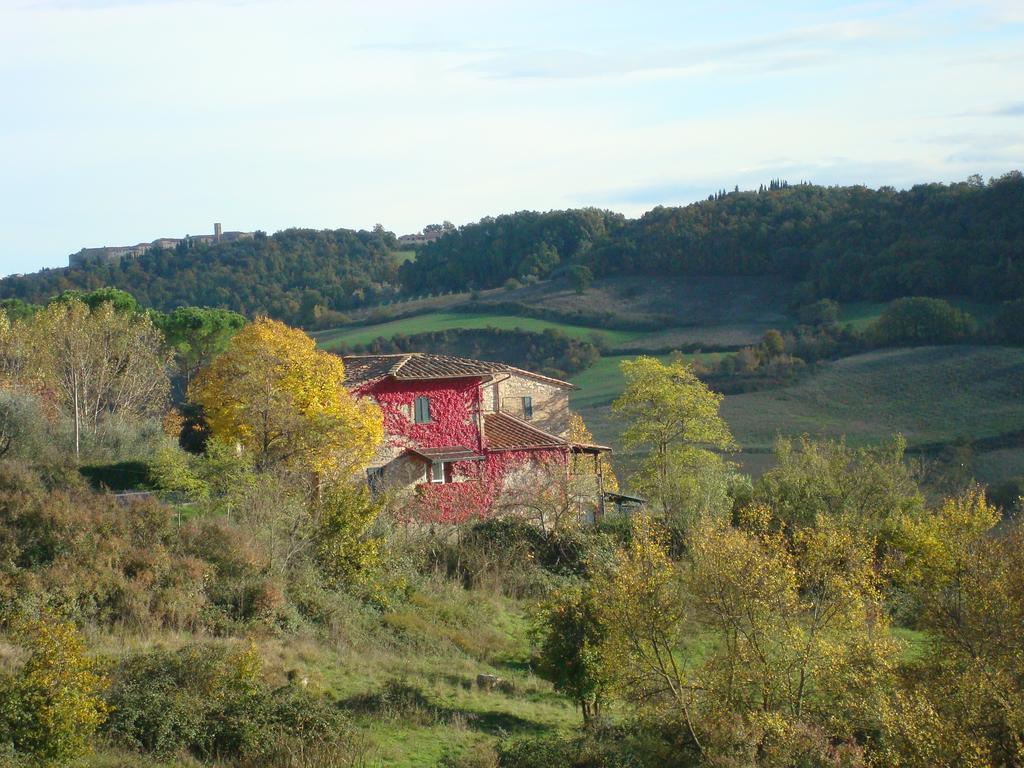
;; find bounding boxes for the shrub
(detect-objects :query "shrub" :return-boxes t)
[871,297,973,346]
[0,616,109,766]
[798,298,840,327]
[103,643,352,762]
[0,391,49,462]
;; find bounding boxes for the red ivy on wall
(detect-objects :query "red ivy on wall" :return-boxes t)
[416,449,566,524]
[364,377,568,524]
[369,377,481,453]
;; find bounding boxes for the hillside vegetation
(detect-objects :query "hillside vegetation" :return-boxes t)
[2,174,1022,328]
[2,296,1024,767]
[404,173,1024,302]
[0,228,402,327]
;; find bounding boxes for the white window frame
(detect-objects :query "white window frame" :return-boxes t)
[430,460,446,484]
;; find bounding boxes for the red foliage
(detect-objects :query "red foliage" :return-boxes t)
[365,378,568,524]
[370,377,482,453]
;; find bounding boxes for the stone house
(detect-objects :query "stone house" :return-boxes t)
[343,352,610,523]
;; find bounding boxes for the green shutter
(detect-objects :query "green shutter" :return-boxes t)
[415,396,431,423]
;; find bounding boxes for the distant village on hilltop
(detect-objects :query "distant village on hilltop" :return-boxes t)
[68,221,451,268]
[68,223,255,267]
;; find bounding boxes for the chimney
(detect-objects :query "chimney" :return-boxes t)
[214,222,222,242]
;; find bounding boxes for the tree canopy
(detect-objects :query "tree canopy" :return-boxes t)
[188,317,383,484]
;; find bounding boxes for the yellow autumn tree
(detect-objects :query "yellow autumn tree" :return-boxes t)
[189,317,383,484]
[882,489,1024,766]
[593,513,703,744]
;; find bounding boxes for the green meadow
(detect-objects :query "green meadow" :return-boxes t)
[314,312,641,350]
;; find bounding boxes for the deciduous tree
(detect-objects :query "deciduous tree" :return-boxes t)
[533,585,611,725]
[189,317,383,485]
[612,356,735,518]
[0,616,109,765]
[32,298,171,457]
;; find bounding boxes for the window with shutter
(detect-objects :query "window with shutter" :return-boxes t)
[415,396,431,424]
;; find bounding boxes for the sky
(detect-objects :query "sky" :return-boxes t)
[1,0,1022,276]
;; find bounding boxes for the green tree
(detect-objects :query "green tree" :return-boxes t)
[156,306,246,385]
[798,299,840,327]
[761,329,785,357]
[533,585,611,725]
[612,356,736,519]
[567,264,593,294]
[315,482,386,594]
[753,435,923,535]
[872,297,973,346]
[51,287,141,315]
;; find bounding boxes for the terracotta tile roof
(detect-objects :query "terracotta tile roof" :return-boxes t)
[342,354,406,386]
[484,412,570,451]
[342,352,575,389]
[406,446,485,462]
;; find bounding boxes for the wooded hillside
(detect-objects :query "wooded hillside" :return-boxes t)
[405,172,1024,301]
[3,173,1021,324]
[0,228,402,327]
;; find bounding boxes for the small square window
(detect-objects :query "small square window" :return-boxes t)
[430,461,445,483]
[522,396,533,420]
[415,396,431,424]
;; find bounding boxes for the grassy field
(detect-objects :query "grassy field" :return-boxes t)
[570,353,726,411]
[79,583,579,768]
[315,312,642,350]
[723,346,1024,451]
[572,346,1024,486]
[319,275,804,353]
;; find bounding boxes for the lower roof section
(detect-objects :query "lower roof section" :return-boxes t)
[484,412,571,451]
[406,446,485,463]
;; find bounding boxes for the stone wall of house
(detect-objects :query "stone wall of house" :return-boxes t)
[360,377,484,500]
[495,373,570,437]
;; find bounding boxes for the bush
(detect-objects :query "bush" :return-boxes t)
[0,469,210,630]
[0,391,49,462]
[425,518,615,597]
[871,297,973,346]
[798,298,840,326]
[0,616,109,767]
[103,643,352,762]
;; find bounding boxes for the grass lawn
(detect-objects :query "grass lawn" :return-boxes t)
[392,250,417,265]
[315,312,642,350]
